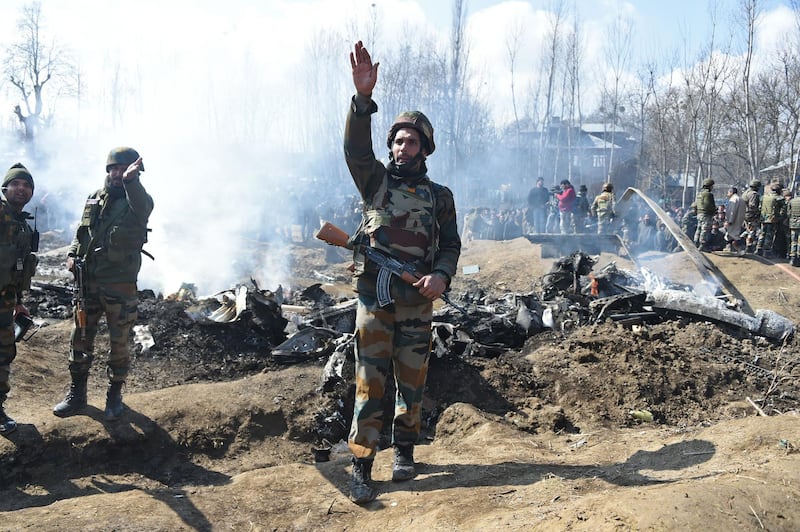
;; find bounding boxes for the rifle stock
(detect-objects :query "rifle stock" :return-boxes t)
[73,258,87,338]
[315,222,352,249]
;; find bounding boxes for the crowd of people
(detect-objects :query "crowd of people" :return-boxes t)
[456,177,800,266]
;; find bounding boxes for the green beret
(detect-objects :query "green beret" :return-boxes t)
[2,163,34,192]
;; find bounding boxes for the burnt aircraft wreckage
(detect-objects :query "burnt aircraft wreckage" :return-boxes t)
[20,186,795,449]
[26,188,794,371]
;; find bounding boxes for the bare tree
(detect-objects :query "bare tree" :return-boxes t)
[445,0,470,194]
[505,18,525,153]
[537,0,566,184]
[564,12,584,185]
[738,0,761,182]
[602,14,633,183]
[3,1,77,144]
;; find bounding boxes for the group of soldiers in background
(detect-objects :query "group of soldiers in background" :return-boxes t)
[457,175,800,268]
[291,173,800,267]
[688,177,800,265]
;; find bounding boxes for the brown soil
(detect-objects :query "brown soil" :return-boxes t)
[1,237,799,531]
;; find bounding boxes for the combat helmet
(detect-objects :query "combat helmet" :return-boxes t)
[387,111,435,155]
[702,178,714,188]
[106,147,144,172]
[749,179,761,189]
[602,182,613,192]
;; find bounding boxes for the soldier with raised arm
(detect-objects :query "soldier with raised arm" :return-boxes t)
[344,41,461,504]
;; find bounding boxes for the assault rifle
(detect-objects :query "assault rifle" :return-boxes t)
[315,221,467,315]
[72,257,87,339]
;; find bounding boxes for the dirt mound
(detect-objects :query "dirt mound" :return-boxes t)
[1,238,799,530]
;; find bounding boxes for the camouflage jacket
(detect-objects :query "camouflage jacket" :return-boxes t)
[696,189,716,216]
[68,176,154,284]
[759,191,785,224]
[0,200,37,293]
[344,94,461,305]
[788,196,800,230]
[741,188,761,222]
[591,192,615,218]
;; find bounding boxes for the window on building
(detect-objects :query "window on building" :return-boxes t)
[593,155,605,168]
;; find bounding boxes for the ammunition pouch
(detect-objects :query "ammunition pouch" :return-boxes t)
[106,225,145,264]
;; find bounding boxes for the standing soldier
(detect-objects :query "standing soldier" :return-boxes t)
[590,182,616,234]
[572,185,590,233]
[755,182,785,258]
[344,41,461,504]
[53,147,154,421]
[778,188,793,258]
[788,187,800,267]
[694,178,716,251]
[741,179,762,253]
[0,164,38,434]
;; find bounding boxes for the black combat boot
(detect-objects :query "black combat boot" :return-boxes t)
[53,372,89,417]
[104,381,125,421]
[392,444,416,482]
[349,457,377,504]
[0,395,17,435]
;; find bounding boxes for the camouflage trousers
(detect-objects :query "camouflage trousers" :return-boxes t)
[69,282,138,382]
[694,214,714,249]
[348,292,433,459]
[596,214,613,234]
[0,289,18,398]
[790,228,800,260]
[756,223,776,254]
[743,219,760,252]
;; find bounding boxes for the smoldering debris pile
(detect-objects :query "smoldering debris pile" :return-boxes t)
[20,251,800,442]
[25,252,795,373]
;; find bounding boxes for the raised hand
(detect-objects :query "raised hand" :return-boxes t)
[123,157,143,182]
[350,40,379,97]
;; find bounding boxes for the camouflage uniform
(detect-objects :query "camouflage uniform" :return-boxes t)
[694,180,716,250]
[0,168,37,432]
[741,182,761,252]
[54,148,153,421]
[755,184,785,257]
[787,194,800,266]
[67,173,153,381]
[344,93,460,459]
[590,190,615,234]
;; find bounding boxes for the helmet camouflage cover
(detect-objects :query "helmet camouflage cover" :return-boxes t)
[386,111,435,155]
[702,178,714,188]
[106,147,144,172]
[749,179,762,189]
